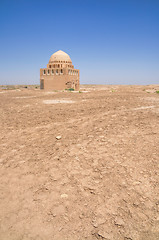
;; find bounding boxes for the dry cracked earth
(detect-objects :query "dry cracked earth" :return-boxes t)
[0,85,159,240]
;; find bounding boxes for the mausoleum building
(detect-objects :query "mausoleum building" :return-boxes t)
[40,50,80,90]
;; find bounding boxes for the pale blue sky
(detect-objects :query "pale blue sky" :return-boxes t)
[0,0,159,85]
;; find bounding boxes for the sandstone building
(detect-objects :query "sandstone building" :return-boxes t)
[40,50,80,91]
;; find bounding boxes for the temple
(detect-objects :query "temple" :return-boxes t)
[40,50,80,91]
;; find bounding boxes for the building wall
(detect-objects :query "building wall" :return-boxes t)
[40,68,80,91]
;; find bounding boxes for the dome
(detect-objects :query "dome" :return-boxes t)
[49,50,72,63]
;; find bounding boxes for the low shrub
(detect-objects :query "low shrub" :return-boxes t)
[65,88,74,91]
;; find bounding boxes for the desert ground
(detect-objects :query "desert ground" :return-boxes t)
[0,85,159,240]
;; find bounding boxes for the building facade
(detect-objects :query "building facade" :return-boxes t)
[40,50,80,91]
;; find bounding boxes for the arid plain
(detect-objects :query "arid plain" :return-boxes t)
[0,85,159,240]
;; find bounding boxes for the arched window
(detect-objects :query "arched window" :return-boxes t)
[60,69,63,74]
[56,69,58,75]
[43,69,46,75]
[58,64,60,68]
[52,69,54,75]
[47,70,50,75]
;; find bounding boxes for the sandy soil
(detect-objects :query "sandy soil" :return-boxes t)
[0,85,159,240]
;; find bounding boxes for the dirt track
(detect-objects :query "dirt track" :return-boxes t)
[0,85,159,240]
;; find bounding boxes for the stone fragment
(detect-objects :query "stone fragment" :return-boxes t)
[56,136,61,140]
[61,194,68,199]
[114,217,124,226]
[98,230,111,239]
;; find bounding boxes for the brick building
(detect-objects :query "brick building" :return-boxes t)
[40,50,80,90]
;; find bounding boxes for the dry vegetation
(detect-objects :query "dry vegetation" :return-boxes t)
[0,85,159,240]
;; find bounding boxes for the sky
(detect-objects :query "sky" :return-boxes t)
[0,0,159,85]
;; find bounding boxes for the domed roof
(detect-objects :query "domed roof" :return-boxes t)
[49,50,72,63]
